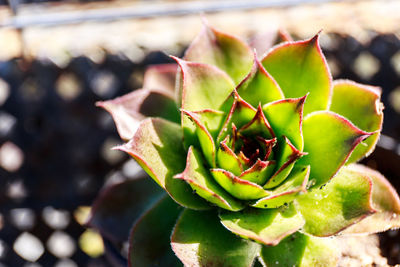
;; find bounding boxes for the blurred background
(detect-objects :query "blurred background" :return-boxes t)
[0,0,399,266]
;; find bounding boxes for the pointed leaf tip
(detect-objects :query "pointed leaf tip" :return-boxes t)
[330,80,383,163]
[184,22,254,83]
[236,56,284,107]
[97,89,179,140]
[298,111,373,188]
[263,95,306,151]
[262,33,332,115]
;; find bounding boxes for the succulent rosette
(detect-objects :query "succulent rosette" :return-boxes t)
[90,23,400,266]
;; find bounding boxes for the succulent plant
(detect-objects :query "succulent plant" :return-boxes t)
[90,22,400,266]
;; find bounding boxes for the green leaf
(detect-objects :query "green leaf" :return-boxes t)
[182,109,216,167]
[184,22,253,84]
[175,147,244,211]
[239,105,274,139]
[259,232,339,267]
[216,136,243,176]
[236,57,284,107]
[172,57,235,147]
[298,111,373,188]
[210,169,268,200]
[88,176,164,243]
[239,159,276,185]
[117,118,209,210]
[341,164,400,234]
[96,89,179,140]
[129,196,183,267]
[143,64,178,96]
[263,95,306,151]
[264,137,305,189]
[252,165,309,209]
[217,93,257,143]
[219,203,304,246]
[171,210,260,267]
[296,164,376,236]
[330,80,383,163]
[261,34,332,115]
[192,109,226,140]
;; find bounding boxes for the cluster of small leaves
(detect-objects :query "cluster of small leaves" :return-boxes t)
[90,22,400,267]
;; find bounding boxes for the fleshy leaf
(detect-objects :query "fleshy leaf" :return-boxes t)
[129,195,183,267]
[184,22,253,84]
[143,64,178,96]
[171,210,260,267]
[175,147,244,211]
[236,57,284,107]
[263,137,304,189]
[261,34,332,115]
[239,159,276,185]
[210,169,268,200]
[342,164,400,234]
[252,165,309,209]
[182,109,216,167]
[117,118,209,210]
[216,136,243,176]
[88,175,164,243]
[239,104,274,139]
[97,89,179,140]
[259,232,339,267]
[217,94,257,143]
[193,109,226,140]
[298,111,373,188]
[296,164,376,236]
[173,57,235,147]
[262,95,306,150]
[219,203,304,246]
[330,80,383,163]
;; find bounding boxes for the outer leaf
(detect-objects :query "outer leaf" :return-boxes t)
[330,80,383,163]
[342,164,400,234]
[129,196,183,267]
[261,34,332,115]
[171,210,260,267]
[96,89,179,140]
[175,147,244,211]
[298,111,373,188]
[252,165,309,209]
[210,169,268,200]
[88,176,164,243]
[262,95,306,151]
[117,118,209,210]
[297,164,376,236]
[219,203,304,246]
[143,64,178,96]
[259,232,339,267]
[184,22,253,84]
[236,57,284,107]
[173,57,235,147]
